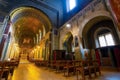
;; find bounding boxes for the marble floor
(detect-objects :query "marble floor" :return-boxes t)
[6,59,120,80]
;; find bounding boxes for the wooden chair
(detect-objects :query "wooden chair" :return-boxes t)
[64,60,75,77]
[93,60,101,76]
[76,60,101,80]
[76,60,92,80]
[55,60,66,72]
[49,60,56,69]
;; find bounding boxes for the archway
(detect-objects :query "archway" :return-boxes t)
[82,16,120,49]
[63,32,73,53]
[5,6,52,60]
[82,16,120,67]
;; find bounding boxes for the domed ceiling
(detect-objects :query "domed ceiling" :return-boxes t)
[10,7,51,48]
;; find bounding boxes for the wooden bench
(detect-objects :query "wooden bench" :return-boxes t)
[0,62,4,80]
[35,60,42,66]
[0,59,20,80]
[49,60,58,69]
[63,60,82,77]
[0,61,10,80]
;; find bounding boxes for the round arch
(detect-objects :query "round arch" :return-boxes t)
[62,32,73,53]
[9,6,52,33]
[82,16,120,48]
[79,11,112,37]
[8,6,53,48]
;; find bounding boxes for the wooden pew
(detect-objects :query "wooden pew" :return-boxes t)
[0,61,10,80]
[63,60,82,77]
[0,61,4,80]
[0,59,20,80]
[49,60,57,69]
[34,60,49,67]
[4,61,17,75]
[10,59,20,67]
[34,60,42,66]
[40,60,49,67]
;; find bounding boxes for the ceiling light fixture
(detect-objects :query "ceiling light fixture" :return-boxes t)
[66,24,71,28]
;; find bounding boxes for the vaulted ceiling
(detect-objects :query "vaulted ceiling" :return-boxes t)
[0,0,92,48]
[0,0,92,27]
[10,7,51,48]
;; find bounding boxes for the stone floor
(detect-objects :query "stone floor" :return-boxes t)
[6,59,120,80]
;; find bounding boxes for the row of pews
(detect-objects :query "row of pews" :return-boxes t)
[0,59,20,80]
[32,59,101,80]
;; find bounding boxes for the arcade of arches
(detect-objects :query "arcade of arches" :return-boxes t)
[0,1,120,80]
[4,7,52,61]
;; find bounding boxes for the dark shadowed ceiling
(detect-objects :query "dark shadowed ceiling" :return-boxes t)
[0,0,92,27]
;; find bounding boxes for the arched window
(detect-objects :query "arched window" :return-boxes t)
[98,33,115,47]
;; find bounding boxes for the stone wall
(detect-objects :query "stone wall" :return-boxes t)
[58,0,114,60]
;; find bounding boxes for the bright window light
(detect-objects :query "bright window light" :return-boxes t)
[69,0,76,10]
[105,33,115,46]
[67,0,76,11]
[99,36,106,47]
[98,33,115,47]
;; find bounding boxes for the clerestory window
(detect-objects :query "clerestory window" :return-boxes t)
[67,0,76,12]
